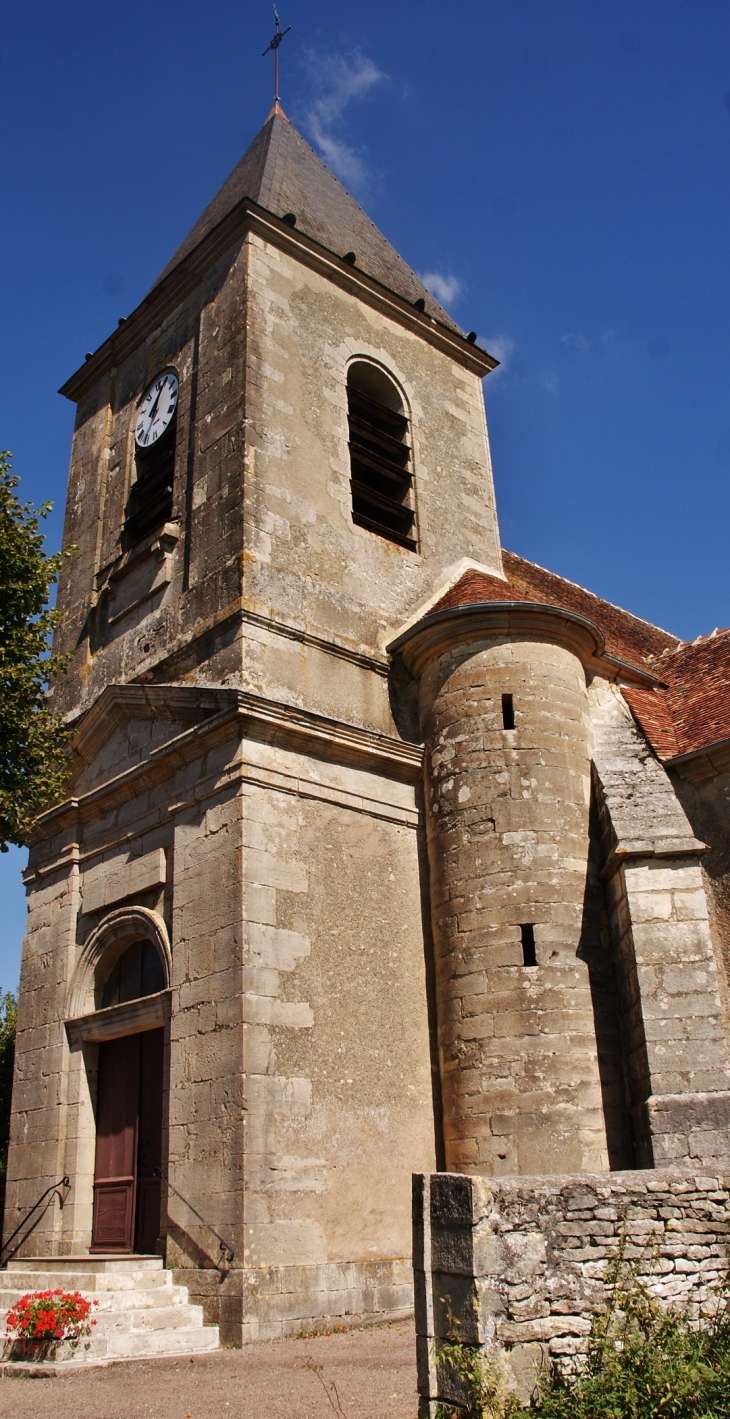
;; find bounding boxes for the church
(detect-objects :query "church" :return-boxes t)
[5,102,730,1353]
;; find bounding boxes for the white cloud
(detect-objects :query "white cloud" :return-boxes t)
[419,271,463,308]
[480,334,514,374]
[562,332,590,353]
[299,51,385,189]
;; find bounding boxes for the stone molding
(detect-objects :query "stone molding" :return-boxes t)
[388,599,664,688]
[66,905,172,1020]
[388,600,602,676]
[65,989,170,1046]
[667,734,730,782]
[31,686,423,850]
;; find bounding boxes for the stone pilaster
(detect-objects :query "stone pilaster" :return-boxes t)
[591,684,730,1166]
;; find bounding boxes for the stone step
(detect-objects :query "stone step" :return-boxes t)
[0,1303,204,1335]
[7,1323,221,1365]
[1,1268,175,1291]
[6,1255,164,1274]
[0,1256,219,1365]
[108,1324,219,1357]
[0,1284,189,1311]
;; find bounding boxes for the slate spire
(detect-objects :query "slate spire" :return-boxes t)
[152,110,460,331]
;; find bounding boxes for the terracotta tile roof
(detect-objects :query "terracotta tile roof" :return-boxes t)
[427,555,730,764]
[625,631,730,760]
[430,555,680,670]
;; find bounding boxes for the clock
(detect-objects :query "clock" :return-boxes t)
[135,371,179,450]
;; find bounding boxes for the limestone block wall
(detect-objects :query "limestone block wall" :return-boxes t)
[591,684,730,1166]
[5,841,81,1255]
[241,234,502,674]
[5,686,438,1344]
[414,1169,730,1411]
[52,224,503,741]
[671,764,730,1051]
[52,240,250,720]
[416,634,612,1177]
[231,736,436,1341]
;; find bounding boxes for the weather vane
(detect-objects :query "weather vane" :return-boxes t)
[262,7,291,107]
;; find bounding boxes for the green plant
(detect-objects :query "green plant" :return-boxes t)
[0,451,76,850]
[434,1304,520,1419]
[0,989,16,1170]
[531,1255,730,1419]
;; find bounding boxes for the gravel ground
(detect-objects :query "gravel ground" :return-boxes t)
[0,1321,418,1419]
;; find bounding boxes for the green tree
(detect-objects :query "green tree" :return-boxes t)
[0,451,75,850]
[0,992,17,1171]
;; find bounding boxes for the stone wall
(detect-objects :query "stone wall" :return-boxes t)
[414,1169,730,1412]
[418,635,613,1178]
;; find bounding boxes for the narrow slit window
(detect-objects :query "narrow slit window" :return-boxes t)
[347,362,416,551]
[520,924,537,968]
[502,693,515,730]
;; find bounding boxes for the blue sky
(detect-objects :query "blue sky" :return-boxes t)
[2,0,730,988]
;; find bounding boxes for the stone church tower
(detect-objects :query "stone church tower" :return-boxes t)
[6,106,730,1349]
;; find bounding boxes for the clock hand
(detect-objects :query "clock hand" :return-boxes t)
[147,385,164,424]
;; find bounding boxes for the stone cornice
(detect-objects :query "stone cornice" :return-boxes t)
[665,735,730,782]
[60,200,496,405]
[31,686,423,845]
[66,990,170,1046]
[599,838,707,882]
[60,600,389,723]
[387,600,664,688]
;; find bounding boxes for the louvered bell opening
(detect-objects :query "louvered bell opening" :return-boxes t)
[347,370,416,552]
[124,443,175,545]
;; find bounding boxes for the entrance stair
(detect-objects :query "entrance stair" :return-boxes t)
[0,1255,219,1366]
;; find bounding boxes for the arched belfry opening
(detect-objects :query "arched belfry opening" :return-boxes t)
[347,361,417,550]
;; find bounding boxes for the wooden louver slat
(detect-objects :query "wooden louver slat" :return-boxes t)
[347,382,416,550]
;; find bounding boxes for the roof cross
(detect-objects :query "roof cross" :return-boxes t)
[262,7,291,106]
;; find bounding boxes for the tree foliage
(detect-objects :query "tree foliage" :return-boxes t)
[0,452,75,850]
[0,991,16,1171]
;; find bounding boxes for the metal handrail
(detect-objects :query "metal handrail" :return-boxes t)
[0,1176,70,1266]
[152,1167,234,1267]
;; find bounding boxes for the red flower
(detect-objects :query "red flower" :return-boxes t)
[5,1289,97,1344]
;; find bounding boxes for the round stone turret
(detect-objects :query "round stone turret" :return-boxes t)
[392,596,617,1176]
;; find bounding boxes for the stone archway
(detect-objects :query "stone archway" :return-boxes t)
[66,906,172,1023]
[65,907,172,1254]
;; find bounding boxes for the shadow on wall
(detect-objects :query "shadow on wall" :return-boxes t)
[579,782,636,1171]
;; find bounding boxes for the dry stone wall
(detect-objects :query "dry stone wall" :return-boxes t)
[414,1169,730,1411]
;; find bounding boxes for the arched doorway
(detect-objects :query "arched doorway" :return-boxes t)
[91,939,167,1254]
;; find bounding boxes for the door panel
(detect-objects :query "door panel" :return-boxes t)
[91,1028,165,1254]
[91,1034,140,1252]
[135,1029,164,1253]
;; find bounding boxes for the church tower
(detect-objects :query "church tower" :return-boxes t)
[6,109,502,1341]
[10,105,730,1358]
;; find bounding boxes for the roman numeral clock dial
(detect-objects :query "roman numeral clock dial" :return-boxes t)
[135,371,179,449]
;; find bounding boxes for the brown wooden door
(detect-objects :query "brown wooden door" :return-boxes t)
[91,1034,140,1251]
[91,1029,164,1253]
[135,1029,164,1254]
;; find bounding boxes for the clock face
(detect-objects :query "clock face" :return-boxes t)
[135,371,179,450]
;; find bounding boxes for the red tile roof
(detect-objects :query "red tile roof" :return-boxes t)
[426,554,730,764]
[625,631,730,760]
